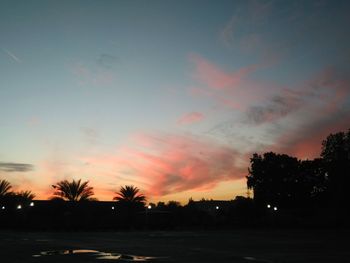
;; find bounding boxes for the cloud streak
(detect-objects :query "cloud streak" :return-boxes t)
[190,54,256,90]
[83,132,246,198]
[122,133,246,196]
[246,89,303,125]
[0,162,34,172]
[72,63,115,87]
[2,48,22,63]
[177,112,205,125]
[189,54,262,110]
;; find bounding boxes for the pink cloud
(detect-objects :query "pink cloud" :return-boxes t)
[190,54,256,90]
[177,112,205,125]
[127,133,246,196]
[83,133,246,198]
[271,114,350,160]
[261,67,350,159]
[188,54,264,111]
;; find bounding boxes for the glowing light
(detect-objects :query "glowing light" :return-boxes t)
[17,205,22,209]
[215,206,219,210]
[112,206,115,210]
[273,206,278,211]
[267,204,271,208]
[30,202,34,207]
[147,205,152,209]
[1,206,5,210]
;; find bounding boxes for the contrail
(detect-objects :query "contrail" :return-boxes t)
[2,48,22,63]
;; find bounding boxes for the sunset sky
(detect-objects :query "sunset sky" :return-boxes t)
[1,0,349,203]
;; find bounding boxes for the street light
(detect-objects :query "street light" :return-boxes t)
[147,205,152,209]
[215,206,219,210]
[30,202,34,207]
[111,206,115,210]
[273,206,278,211]
[267,204,271,208]
[1,206,5,210]
[17,204,22,210]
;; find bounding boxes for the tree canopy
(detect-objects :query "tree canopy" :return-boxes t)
[321,129,350,205]
[247,152,327,209]
[113,185,146,204]
[0,179,12,197]
[51,179,94,201]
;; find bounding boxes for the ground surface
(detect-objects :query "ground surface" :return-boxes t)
[0,229,348,263]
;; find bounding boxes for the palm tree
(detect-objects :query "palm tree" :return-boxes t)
[16,190,35,200]
[51,179,94,201]
[0,179,12,197]
[114,186,146,227]
[113,185,146,204]
[9,190,36,206]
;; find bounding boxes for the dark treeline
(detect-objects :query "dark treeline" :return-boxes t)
[247,128,350,226]
[0,128,349,230]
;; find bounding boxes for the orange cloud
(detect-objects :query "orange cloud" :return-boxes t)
[82,132,246,199]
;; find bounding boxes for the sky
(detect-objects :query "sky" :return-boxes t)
[1,0,349,203]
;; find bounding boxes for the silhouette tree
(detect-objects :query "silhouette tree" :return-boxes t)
[0,180,14,209]
[247,152,300,208]
[298,158,328,203]
[113,185,146,204]
[15,190,36,201]
[113,185,146,228]
[2,190,36,208]
[247,151,329,212]
[166,200,181,210]
[51,179,94,201]
[0,179,12,197]
[321,129,350,209]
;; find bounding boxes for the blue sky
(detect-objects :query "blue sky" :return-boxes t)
[1,0,349,202]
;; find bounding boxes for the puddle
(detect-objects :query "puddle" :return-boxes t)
[33,249,159,261]
[242,256,273,263]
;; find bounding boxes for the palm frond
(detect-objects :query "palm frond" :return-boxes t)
[52,179,94,201]
[0,180,12,196]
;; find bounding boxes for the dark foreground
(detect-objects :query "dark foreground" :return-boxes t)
[0,229,348,263]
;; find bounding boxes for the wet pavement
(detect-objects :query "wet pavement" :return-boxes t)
[0,229,348,262]
[32,249,159,261]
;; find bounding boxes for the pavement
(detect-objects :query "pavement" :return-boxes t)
[0,228,348,263]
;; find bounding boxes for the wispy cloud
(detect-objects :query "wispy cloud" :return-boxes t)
[0,162,34,172]
[190,54,256,90]
[177,112,205,125]
[125,133,246,196]
[246,89,303,125]
[72,63,115,87]
[2,48,22,63]
[245,66,350,158]
[253,66,349,124]
[188,54,261,110]
[220,0,273,47]
[80,127,99,144]
[202,62,350,160]
[96,53,118,69]
[82,132,246,197]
